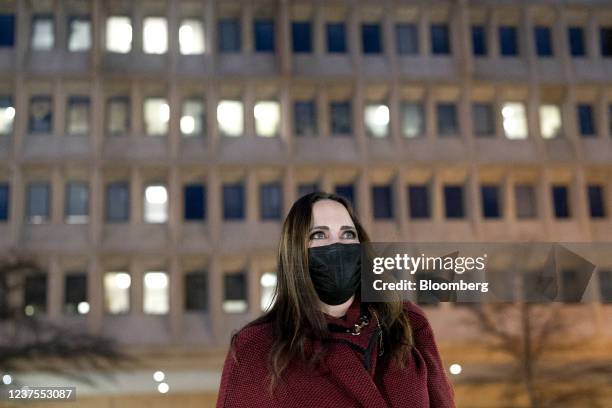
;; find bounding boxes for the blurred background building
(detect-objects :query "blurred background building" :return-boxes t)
[0,0,611,406]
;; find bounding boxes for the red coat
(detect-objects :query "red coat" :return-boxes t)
[216,295,456,407]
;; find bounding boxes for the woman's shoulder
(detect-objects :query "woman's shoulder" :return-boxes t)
[230,319,274,352]
[401,300,432,333]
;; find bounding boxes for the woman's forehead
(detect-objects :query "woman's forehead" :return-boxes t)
[311,200,354,226]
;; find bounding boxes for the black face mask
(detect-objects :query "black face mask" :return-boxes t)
[308,242,362,306]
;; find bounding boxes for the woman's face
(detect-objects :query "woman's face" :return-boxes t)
[308,199,360,248]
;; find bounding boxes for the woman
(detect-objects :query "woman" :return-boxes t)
[216,192,456,407]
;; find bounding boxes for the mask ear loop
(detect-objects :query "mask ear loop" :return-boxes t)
[369,307,384,356]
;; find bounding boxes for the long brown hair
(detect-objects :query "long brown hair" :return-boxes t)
[226,191,414,394]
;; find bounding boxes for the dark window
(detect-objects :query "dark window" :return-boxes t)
[0,184,9,220]
[254,20,275,52]
[568,27,585,57]
[599,270,612,303]
[224,272,247,302]
[609,104,612,135]
[65,181,89,219]
[29,96,53,133]
[481,185,501,218]
[24,274,47,315]
[0,14,16,47]
[444,185,464,219]
[298,183,318,198]
[408,185,430,219]
[534,26,553,57]
[396,23,419,55]
[587,185,606,218]
[223,182,245,220]
[372,186,393,219]
[218,19,240,52]
[64,273,87,315]
[294,100,317,136]
[326,23,346,53]
[330,101,352,135]
[292,21,312,53]
[335,184,355,209]
[552,185,570,219]
[473,103,495,136]
[437,103,458,136]
[362,23,382,54]
[185,270,208,311]
[577,104,596,137]
[401,102,424,137]
[184,184,206,220]
[26,182,50,221]
[600,27,612,57]
[431,24,450,55]
[260,182,282,220]
[499,26,518,56]
[471,25,487,56]
[515,184,537,219]
[106,181,129,222]
[561,269,581,303]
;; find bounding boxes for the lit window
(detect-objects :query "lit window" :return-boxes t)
[67,96,90,135]
[260,272,277,311]
[0,96,15,134]
[223,272,248,313]
[68,18,91,51]
[29,96,53,133]
[26,182,50,224]
[143,17,167,54]
[179,19,205,54]
[106,16,132,53]
[64,273,88,315]
[143,271,169,314]
[31,15,54,50]
[401,102,424,138]
[502,102,528,139]
[104,272,130,314]
[65,181,89,224]
[106,97,129,135]
[364,103,390,137]
[539,104,562,139]
[144,98,169,136]
[181,98,204,136]
[217,100,244,137]
[254,101,280,137]
[144,184,168,223]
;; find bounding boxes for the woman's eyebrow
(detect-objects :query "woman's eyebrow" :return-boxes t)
[310,225,355,231]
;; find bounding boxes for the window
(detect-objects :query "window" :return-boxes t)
[396,23,419,55]
[292,21,312,53]
[254,20,275,52]
[67,96,90,135]
[181,98,205,136]
[372,186,393,219]
[106,16,132,53]
[539,104,562,139]
[223,182,245,220]
[254,101,280,137]
[179,19,205,54]
[260,182,282,220]
[29,96,53,133]
[294,100,317,136]
[143,17,167,54]
[31,15,54,50]
[502,102,528,139]
[68,17,91,51]
[0,96,15,134]
[104,272,130,314]
[431,24,450,55]
[362,23,382,54]
[106,97,129,135]
[408,185,430,219]
[184,184,206,220]
[587,185,605,218]
[515,184,537,219]
[224,272,248,313]
[534,26,553,57]
[599,270,612,303]
[568,27,585,57]
[217,100,243,137]
[218,19,240,52]
[364,103,390,137]
[144,184,168,223]
[26,182,50,223]
[499,26,518,56]
[481,185,501,218]
[401,102,424,138]
[600,27,612,57]
[64,273,88,315]
[65,181,89,224]
[473,103,495,136]
[326,23,346,53]
[560,269,581,303]
[552,185,570,219]
[106,181,129,222]
[471,25,487,56]
[260,272,277,311]
[143,271,169,314]
[436,103,458,136]
[185,270,208,311]
[144,97,169,136]
[577,104,596,137]
[298,183,318,198]
[444,185,464,219]
[24,274,47,316]
[0,184,9,221]
[0,14,15,47]
[330,101,352,135]
[335,184,355,208]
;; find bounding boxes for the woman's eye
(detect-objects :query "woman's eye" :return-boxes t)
[343,230,357,239]
[310,231,325,240]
